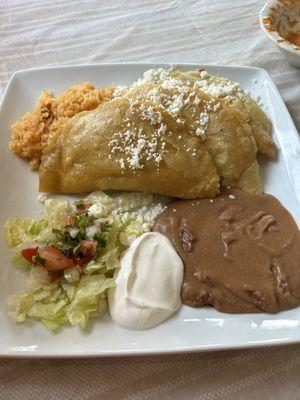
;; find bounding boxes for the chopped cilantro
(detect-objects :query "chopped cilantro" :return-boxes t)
[44,210,110,261]
[73,243,81,255]
[75,200,85,210]
[51,242,73,254]
[94,232,107,248]
[35,255,46,266]
[52,228,64,239]
[100,222,110,232]
[77,214,94,230]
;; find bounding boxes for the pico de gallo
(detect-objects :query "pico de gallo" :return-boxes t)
[20,199,110,283]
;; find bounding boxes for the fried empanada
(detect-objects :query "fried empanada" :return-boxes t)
[169,68,276,158]
[39,67,272,198]
[125,79,260,191]
[39,97,219,198]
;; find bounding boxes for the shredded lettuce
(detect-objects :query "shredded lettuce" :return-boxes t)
[5,218,32,247]
[61,281,77,302]
[11,250,31,270]
[86,191,115,213]
[100,247,120,271]
[44,199,70,226]
[25,267,50,291]
[34,199,70,242]
[28,219,48,236]
[6,267,68,330]
[5,217,49,247]
[66,274,115,329]
[119,220,144,246]
[7,268,114,332]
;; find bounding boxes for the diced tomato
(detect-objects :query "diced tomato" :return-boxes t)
[79,240,98,257]
[21,247,38,263]
[39,246,74,272]
[75,264,83,274]
[71,255,93,266]
[76,200,92,214]
[49,272,61,282]
[63,215,77,226]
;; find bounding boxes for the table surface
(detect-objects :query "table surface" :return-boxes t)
[1,0,300,398]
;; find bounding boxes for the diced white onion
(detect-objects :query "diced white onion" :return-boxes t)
[64,267,80,283]
[69,227,80,238]
[94,217,111,225]
[86,226,100,240]
[18,241,39,250]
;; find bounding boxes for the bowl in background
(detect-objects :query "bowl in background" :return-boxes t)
[259,0,300,67]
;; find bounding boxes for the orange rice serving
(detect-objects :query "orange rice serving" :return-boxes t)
[10,83,114,170]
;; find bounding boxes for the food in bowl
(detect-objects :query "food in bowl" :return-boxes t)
[260,0,300,67]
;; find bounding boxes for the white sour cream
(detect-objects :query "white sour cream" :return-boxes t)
[108,232,183,330]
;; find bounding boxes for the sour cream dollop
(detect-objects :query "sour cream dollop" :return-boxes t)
[108,232,184,329]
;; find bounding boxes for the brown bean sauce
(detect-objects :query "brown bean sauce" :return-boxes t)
[153,189,300,313]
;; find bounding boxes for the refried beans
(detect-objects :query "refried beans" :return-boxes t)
[153,189,300,313]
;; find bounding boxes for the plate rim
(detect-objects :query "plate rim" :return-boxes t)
[1,62,300,358]
[0,338,297,359]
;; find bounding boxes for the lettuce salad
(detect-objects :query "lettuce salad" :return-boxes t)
[5,191,167,332]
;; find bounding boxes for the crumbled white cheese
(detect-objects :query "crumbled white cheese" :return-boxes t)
[138,104,163,125]
[113,85,128,98]
[157,124,167,136]
[194,73,247,105]
[199,111,209,126]
[195,127,206,140]
[116,201,167,229]
[119,158,125,170]
[195,111,210,140]
[193,95,201,105]
[109,67,263,174]
[108,111,165,171]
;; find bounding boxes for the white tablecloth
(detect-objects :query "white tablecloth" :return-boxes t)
[1,0,300,398]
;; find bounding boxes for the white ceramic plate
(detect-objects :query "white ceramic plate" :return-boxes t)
[1,63,300,358]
